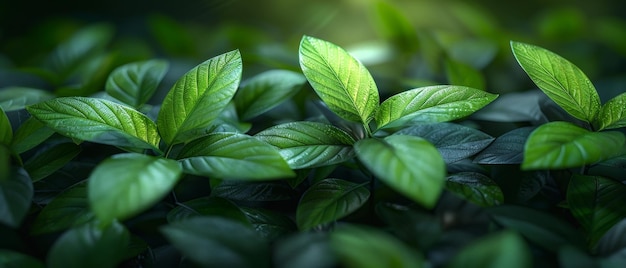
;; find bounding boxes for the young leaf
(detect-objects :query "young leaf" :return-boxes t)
[0,168,33,228]
[522,121,625,170]
[596,92,626,130]
[511,41,601,123]
[446,172,503,207]
[0,106,11,146]
[374,85,498,130]
[0,87,54,111]
[296,178,369,230]
[474,127,535,164]
[88,153,182,225]
[447,231,532,268]
[255,121,356,169]
[105,59,169,108]
[397,123,494,163]
[355,135,445,208]
[157,50,242,145]
[11,117,55,154]
[161,216,271,268]
[177,133,294,180]
[46,221,130,268]
[567,175,626,247]
[330,224,424,268]
[24,143,82,182]
[31,184,95,235]
[234,69,306,121]
[26,97,161,152]
[299,35,379,124]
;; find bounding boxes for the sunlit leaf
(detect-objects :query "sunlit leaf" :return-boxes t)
[11,117,55,154]
[596,92,626,130]
[255,121,355,169]
[24,143,81,182]
[88,153,182,225]
[296,178,369,230]
[178,133,294,180]
[31,184,95,235]
[0,168,32,228]
[27,97,161,152]
[511,41,601,122]
[0,87,54,111]
[105,59,169,108]
[447,230,532,268]
[299,35,379,124]
[522,122,625,170]
[567,175,626,247]
[474,127,534,164]
[355,135,445,208]
[446,172,503,207]
[157,50,242,145]
[235,69,306,121]
[375,85,497,130]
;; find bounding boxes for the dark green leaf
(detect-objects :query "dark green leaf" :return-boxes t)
[24,143,81,182]
[376,203,442,249]
[296,178,369,230]
[46,221,130,268]
[161,216,270,268]
[27,97,161,152]
[299,35,379,124]
[235,69,306,120]
[596,92,626,130]
[0,145,8,182]
[397,123,494,163]
[157,50,242,145]
[88,153,182,225]
[0,87,54,112]
[274,232,335,268]
[446,172,503,207]
[470,90,545,123]
[11,117,55,154]
[447,230,532,268]
[166,196,249,225]
[31,184,95,235]
[0,249,44,268]
[241,207,297,241]
[375,85,498,130]
[595,218,626,256]
[567,175,626,247]
[511,41,601,122]
[255,121,355,169]
[474,127,534,164]
[178,133,294,180]
[0,106,11,146]
[522,121,625,170]
[445,59,486,90]
[105,59,169,108]
[355,135,445,208]
[330,224,423,268]
[558,246,597,268]
[0,168,32,228]
[212,181,296,202]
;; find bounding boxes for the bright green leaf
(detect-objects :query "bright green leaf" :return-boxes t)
[255,121,355,169]
[177,133,294,180]
[26,97,161,152]
[31,184,95,235]
[296,178,369,230]
[447,230,532,268]
[24,143,81,182]
[0,249,44,268]
[235,69,306,121]
[567,175,626,247]
[375,85,498,130]
[157,50,242,145]
[11,117,55,154]
[46,221,130,268]
[355,135,445,208]
[446,172,503,207]
[0,168,32,228]
[166,196,249,225]
[161,216,271,268]
[511,41,601,122]
[596,92,626,130]
[88,153,182,225]
[105,59,169,108]
[330,224,423,268]
[0,106,11,145]
[522,121,625,170]
[299,35,379,124]
[0,87,54,111]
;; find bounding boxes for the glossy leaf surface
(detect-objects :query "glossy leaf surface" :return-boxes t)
[596,92,626,130]
[105,59,169,108]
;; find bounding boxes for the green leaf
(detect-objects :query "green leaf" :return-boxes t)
[212,181,296,201]
[355,135,445,208]
[46,221,130,268]
[445,59,486,90]
[105,59,169,108]
[274,232,335,268]
[11,117,55,154]
[241,207,297,241]
[522,121,625,170]
[177,133,294,180]
[330,224,423,268]
[447,230,532,268]
[157,50,242,145]
[510,41,601,122]
[88,153,182,225]
[161,216,270,268]
[299,35,379,124]
[31,184,95,235]
[397,123,494,163]
[0,106,11,146]
[0,168,32,228]
[596,92,626,130]
[374,85,498,130]
[0,249,44,268]
[446,172,503,207]
[0,87,54,111]
[24,143,82,182]
[235,69,306,121]
[255,121,355,169]
[567,175,626,247]
[166,196,249,225]
[26,97,161,152]
[296,178,369,230]
[474,127,534,164]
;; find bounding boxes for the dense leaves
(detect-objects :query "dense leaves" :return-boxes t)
[235,70,306,120]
